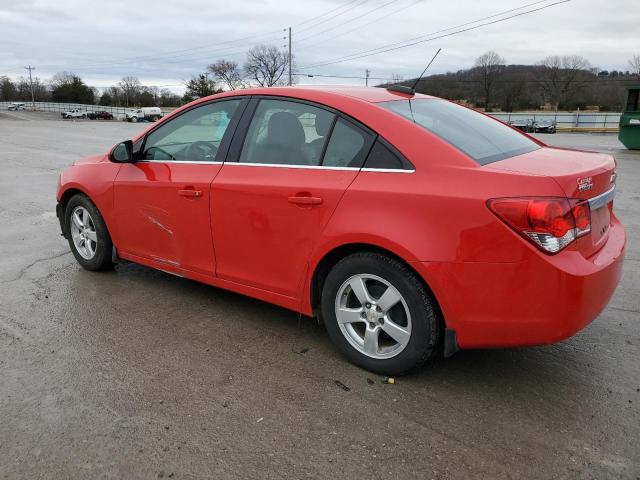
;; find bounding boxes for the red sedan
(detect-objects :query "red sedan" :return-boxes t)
[56,87,625,374]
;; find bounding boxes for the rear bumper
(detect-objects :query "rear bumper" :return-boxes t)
[413,216,626,349]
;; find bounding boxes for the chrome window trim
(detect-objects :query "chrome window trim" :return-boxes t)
[361,167,415,174]
[137,160,224,165]
[230,162,360,171]
[133,160,415,173]
[587,185,615,210]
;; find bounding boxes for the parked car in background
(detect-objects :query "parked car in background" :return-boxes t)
[56,87,625,375]
[62,109,87,119]
[8,102,26,111]
[534,119,557,133]
[125,107,162,123]
[88,111,114,120]
[509,118,534,132]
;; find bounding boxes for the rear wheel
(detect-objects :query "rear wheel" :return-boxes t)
[131,116,138,123]
[321,252,441,375]
[65,194,113,271]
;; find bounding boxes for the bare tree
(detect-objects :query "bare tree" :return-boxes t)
[630,55,640,75]
[118,76,142,107]
[474,51,505,110]
[209,59,244,90]
[244,45,289,87]
[537,55,591,110]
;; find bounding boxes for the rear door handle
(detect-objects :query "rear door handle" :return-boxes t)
[288,196,323,206]
[178,189,202,198]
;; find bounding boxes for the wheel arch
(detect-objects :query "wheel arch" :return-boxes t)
[58,186,111,238]
[308,242,446,329]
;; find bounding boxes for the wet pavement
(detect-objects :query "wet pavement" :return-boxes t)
[1,114,639,479]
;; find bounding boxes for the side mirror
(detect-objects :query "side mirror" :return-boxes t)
[110,140,134,163]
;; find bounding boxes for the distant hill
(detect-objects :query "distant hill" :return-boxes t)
[379,64,638,111]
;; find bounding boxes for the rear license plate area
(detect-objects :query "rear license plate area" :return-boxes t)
[590,204,611,244]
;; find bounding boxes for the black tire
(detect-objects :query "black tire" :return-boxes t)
[65,194,113,271]
[321,252,441,375]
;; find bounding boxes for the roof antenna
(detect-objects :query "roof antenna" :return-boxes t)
[387,48,442,96]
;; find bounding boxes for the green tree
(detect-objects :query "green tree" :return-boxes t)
[0,76,17,101]
[50,72,94,103]
[183,74,220,102]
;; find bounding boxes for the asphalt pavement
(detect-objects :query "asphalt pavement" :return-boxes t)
[0,112,638,479]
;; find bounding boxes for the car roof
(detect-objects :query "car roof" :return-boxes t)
[207,85,433,104]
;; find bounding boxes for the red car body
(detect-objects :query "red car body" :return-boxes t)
[56,87,625,351]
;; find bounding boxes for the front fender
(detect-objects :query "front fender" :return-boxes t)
[57,159,121,243]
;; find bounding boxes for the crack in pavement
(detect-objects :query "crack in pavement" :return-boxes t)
[1,250,71,285]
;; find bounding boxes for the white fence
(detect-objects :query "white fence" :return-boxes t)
[1,101,622,129]
[0,101,136,120]
[488,111,621,130]
[0,101,177,120]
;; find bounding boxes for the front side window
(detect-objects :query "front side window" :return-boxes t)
[379,99,539,165]
[143,100,241,162]
[239,99,336,166]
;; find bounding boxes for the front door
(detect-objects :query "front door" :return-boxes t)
[113,99,244,276]
[212,98,374,298]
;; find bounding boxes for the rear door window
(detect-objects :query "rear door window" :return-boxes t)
[322,118,374,168]
[379,99,539,165]
[239,99,336,166]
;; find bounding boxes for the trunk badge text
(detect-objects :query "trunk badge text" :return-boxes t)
[577,176,593,192]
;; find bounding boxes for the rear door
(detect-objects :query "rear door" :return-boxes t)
[211,98,374,298]
[113,98,245,276]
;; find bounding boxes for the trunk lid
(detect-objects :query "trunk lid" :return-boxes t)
[486,146,616,256]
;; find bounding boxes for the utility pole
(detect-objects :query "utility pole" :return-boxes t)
[365,69,370,87]
[24,65,35,106]
[288,27,292,86]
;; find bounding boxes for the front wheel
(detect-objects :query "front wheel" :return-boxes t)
[321,252,441,375]
[65,194,113,271]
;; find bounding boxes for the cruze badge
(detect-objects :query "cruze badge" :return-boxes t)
[577,176,593,192]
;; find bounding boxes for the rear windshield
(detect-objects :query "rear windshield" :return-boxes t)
[379,99,539,165]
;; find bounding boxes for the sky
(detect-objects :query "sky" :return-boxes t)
[1,0,638,93]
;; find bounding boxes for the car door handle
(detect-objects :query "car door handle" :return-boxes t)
[288,195,323,206]
[178,189,202,198]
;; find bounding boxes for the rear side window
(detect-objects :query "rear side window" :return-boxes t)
[364,139,414,170]
[322,118,374,168]
[379,99,539,165]
[239,99,335,166]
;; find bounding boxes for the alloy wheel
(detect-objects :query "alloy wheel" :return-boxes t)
[70,206,98,260]
[334,274,412,359]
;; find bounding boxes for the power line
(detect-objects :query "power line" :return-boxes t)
[44,30,284,71]
[292,0,364,29]
[297,0,424,49]
[294,0,369,34]
[295,0,401,43]
[293,72,397,81]
[40,33,284,71]
[299,0,568,70]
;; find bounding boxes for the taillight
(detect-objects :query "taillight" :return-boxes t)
[487,197,591,254]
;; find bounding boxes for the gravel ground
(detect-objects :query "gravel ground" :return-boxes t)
[0,113,638,479]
